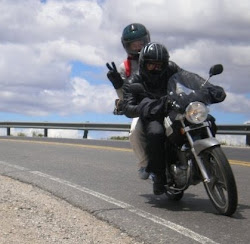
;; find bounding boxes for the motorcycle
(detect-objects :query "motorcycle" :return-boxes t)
[130,64,238,216]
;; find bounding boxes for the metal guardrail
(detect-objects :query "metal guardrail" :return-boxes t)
[217,124,250,135]
[0,121,131,138]
[0,121,249,144]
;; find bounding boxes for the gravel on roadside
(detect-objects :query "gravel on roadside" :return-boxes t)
[0,174,144,244]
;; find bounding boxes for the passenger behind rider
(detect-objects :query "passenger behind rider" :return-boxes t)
[122,42,226,195]
[106,23,151,179]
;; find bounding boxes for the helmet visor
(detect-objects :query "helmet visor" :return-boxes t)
[146,61,164,74]
[123,35,149,55]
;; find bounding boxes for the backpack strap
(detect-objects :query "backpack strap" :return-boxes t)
[124,58,131,77]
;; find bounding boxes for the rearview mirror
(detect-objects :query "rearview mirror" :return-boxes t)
[209,64,223,77]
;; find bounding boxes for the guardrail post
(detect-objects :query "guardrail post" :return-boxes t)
[7,127,11,136]
[83,130,88,139]
[246,136,250,146]
[44,128,48,137]
[246,123,250,146]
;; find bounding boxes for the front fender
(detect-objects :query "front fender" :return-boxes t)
[193,138,220,155]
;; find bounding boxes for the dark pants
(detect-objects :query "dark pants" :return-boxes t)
[143,120,166,174]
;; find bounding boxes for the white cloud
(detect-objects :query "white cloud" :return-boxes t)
[220,92,250,114]
[70,77,116,114]
[0,43,70,90]
[171,41,250,94]
[48,129,82,139]
[216,134,247,147]
[0,127,83,139]
[0,0,249,122]
[0,76,116,116]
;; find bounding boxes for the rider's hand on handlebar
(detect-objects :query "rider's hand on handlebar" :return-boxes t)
[168,92,189,112]
[106,62,123,89]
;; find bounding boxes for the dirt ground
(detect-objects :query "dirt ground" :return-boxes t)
[0,174,144,244]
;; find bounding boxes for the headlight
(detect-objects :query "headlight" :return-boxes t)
[185,102,208,124]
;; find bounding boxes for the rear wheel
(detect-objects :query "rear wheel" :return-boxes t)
[200,146,238,216]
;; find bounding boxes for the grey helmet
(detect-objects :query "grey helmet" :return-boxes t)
[121,23,150,57]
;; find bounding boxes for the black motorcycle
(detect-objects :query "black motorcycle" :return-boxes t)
[131,64,238,216]
[164,64,237,216]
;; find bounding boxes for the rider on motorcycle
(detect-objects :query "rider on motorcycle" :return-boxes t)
[106,23,151,179]
[122,42,226,195]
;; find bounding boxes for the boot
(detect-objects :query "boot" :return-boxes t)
[152,173,166,195]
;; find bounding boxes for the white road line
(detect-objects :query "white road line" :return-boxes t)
[0,161,218,244]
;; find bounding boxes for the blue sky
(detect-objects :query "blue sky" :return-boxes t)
[0,0,249,140]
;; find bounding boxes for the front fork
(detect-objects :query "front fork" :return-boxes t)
[182,122,220,183]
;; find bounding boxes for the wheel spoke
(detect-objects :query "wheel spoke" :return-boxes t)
[215,184,227,203]
[216,180,226,190]
[208,176,217,189]
[206,177,226,204]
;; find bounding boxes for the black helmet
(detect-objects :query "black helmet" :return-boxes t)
[121,23,150,57]
[139,42,170,87]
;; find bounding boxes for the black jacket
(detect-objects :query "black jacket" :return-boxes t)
[122,61,226,119]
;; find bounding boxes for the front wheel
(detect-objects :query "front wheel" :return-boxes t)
[200,146,238,216]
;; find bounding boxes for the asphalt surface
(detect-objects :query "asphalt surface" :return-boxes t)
[0,137,249,244]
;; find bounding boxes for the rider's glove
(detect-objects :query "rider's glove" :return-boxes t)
[138,96,168,120]
[168,92,190,112]
[206,85,226,103]
[106,62,124,89]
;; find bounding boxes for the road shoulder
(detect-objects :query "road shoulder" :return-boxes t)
[0,174,143,244]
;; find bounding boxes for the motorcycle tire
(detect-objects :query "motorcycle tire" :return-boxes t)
[200,145,238,216]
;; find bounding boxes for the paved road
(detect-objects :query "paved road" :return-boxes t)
[0,137,249,244]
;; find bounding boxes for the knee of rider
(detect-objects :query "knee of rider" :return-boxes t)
[129,129,135,142]
[129,126,140,141]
